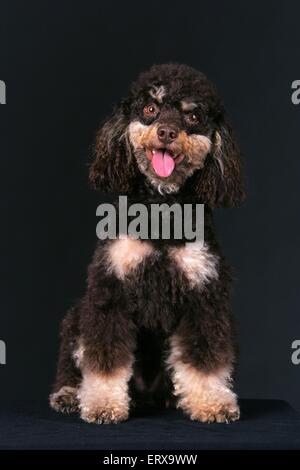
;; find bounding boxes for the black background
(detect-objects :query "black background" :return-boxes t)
[1,0,299,411]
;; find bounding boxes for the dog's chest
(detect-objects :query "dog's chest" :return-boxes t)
[105,237,219,330]
[105,237,219,289]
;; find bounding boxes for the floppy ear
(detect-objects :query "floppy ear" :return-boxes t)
[89,104,138,193]
[193,117,245,207]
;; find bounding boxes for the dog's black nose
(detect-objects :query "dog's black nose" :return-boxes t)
[157,125,179,144]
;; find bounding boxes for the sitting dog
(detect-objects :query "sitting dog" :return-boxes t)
[50,63,244,424]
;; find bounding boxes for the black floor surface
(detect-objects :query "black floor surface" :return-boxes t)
[0,400,299,450]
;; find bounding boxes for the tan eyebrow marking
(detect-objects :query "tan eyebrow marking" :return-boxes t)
[181,101,198,111]
[149,85,165,103]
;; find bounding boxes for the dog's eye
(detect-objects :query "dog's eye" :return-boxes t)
[143,103,159,118]
[185,113,199,124]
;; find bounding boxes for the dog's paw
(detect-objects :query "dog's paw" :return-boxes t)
[189,402,240,423]
[78,368,132,424]
[80,404,129,424]
[49,386,79,414]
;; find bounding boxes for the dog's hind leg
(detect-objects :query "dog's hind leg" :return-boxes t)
[49,305,81,414]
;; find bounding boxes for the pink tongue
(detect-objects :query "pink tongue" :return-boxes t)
[151,150,175,178]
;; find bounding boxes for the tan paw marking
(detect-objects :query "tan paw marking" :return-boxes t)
[106,237,154,279]
[169,242,218,289]
[49,386,79,414]
[78,366,132,424]
[167,336,239,423]
[182,398,240,423]
[80,404,129,425]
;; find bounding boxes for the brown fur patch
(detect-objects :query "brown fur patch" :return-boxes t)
[128,121,212,193]
[128,121,160,150]
[128,121,211,167]
[176,131,211,166]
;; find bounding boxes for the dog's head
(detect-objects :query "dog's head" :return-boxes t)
[90,63,244,206]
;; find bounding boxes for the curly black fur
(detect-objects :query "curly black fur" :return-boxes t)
[50,63,244,423]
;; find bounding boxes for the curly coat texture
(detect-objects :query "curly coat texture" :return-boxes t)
[50,64,244,424]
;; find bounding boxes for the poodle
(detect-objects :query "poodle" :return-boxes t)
[50,63,244,424]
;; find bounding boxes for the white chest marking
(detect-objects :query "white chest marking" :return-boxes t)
[169,242,219,288]
[106,237,154,280]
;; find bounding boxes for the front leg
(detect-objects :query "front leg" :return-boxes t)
[77,297,136,424]
[167,334,239,423]
[77,302,135,424]
[76,244,137,424]
[167,243,240,423]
